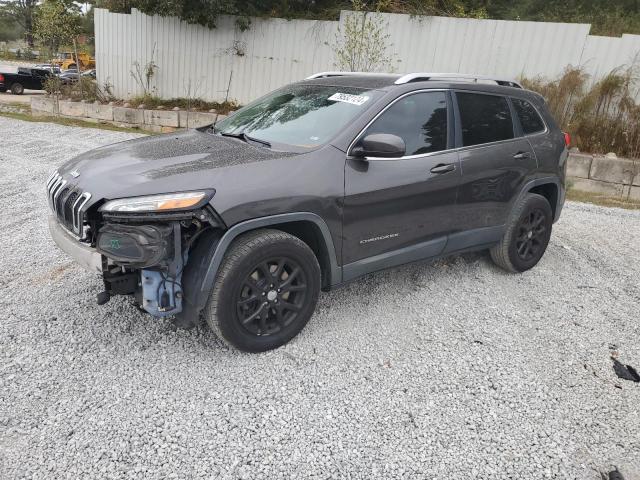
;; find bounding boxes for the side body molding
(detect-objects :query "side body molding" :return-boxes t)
[195,212,342,312]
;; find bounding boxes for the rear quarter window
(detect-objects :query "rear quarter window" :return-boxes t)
[512,98,546,135]
[456,92,514,147]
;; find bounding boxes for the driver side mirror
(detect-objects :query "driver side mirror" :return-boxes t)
[351,133,406,159]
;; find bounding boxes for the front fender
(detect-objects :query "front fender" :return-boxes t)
[175,212,341,328]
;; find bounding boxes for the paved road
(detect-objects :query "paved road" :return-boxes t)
[1,117,639,480]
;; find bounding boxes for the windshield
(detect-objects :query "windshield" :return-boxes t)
[213,84,383,150]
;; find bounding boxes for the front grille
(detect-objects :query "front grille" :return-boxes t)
[46,171,92,239]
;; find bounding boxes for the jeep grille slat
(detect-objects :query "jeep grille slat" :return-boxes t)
[46,172,92,240]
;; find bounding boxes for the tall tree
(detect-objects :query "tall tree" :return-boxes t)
[33,0,81,56]
[0,0,38,46]
[94,0,640,36]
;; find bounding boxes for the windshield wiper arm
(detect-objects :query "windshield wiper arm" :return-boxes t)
[242,133,271,148]
[219,131,271,148]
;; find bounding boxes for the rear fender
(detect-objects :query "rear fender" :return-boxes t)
[515,177,564,223]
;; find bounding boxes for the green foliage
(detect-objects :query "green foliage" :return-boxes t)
[0,0,37,45]
[0,15,24,42]
[522,65,640,158]
[333,3,398,72]
[94,0,640,36]
[33,0,82,56]
[482,0,640,36]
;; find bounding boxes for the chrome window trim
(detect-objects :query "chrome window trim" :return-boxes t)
[347,88,454,161]
[365,149,457,161]
[455,137,526,153]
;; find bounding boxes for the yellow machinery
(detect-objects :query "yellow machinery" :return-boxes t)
[52,52,96,71]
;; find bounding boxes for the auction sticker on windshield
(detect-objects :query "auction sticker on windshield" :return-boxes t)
[328,92,370,106]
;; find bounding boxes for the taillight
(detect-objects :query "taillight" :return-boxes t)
[0,74,4,82]
[563,132,571,147]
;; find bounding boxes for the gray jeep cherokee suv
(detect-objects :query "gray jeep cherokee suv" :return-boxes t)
[47,71,568,352]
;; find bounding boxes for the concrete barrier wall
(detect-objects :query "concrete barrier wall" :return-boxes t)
[31,97,226,133]
[567,153,640,200]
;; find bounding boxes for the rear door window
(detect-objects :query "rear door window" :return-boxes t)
[362,91,448,155]
[456,92,514,147]
[512,98,546,135]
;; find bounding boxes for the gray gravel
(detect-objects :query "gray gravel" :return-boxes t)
[1,116,640,480]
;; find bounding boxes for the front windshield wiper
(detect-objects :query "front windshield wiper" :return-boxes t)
[218,131,271,148]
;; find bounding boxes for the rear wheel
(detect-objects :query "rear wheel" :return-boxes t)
[205,229,321,352]
[490,193,553,273]
[10,83,24,95]
[0,87,6,93]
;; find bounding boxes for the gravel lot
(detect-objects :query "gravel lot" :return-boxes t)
[1,116,639,480]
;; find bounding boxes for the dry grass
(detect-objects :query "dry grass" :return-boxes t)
[0,110,149,134]
[522,65,640,159]
[125,94,239,114]
[43,76,115,104]
[567,188,640,210]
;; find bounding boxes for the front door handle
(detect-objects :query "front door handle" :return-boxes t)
[513,151,531,160]
[430,163,455,174]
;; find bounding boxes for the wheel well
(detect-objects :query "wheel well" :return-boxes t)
[528,183,558,219]
[272,221,332,290]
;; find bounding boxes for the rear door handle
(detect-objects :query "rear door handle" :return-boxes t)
[430,163,455,174]
[513,151,531,160]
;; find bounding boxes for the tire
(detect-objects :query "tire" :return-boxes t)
[490,193,553,273]
[10,83,24,95]
[0,87,6,93]
[205,229,321,352]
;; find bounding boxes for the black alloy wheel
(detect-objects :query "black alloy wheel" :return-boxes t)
[235,257,308,336]
[490,193,553,273]
[515,209,547,262]
[206,229,321,352]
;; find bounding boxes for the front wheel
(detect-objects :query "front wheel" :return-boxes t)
[204,229,321,352]
[10,83,24,95]
[490,193,553,273]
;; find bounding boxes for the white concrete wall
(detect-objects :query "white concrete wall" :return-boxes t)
[95,8,640,104]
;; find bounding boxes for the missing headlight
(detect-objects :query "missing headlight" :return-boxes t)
[96,223,174,268]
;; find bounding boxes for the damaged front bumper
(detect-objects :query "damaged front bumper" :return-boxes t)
[48,215,103,273]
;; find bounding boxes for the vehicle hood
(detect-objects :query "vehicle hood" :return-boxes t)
[57,129,297,202]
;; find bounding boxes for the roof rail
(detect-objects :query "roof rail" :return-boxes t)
[394,73,522,89]
[305,71,394,80]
